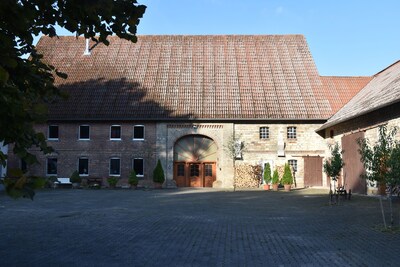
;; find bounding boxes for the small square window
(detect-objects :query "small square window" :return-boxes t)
[110,158,120,176]
[133,158,144,176]
[78,158,89,175]
[133,125,145,140]
[47,158,57,175]
[287,127,297,139]
[110,126,121,140]
[288,160,297,172]
[260,127,270,139]
[79,125,90,140]
[48,125,59,140]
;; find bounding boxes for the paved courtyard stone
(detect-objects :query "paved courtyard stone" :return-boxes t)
[0,188,399,266]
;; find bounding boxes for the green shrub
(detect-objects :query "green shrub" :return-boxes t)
[107,176,118,187]
[153,159,165,184]
[263,163,272,184]
[128,170,139,186]
[281,163,293,185]
[70,170,82,183]
[272,169,280,185]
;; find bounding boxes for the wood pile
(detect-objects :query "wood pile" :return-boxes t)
[234,163,262,188]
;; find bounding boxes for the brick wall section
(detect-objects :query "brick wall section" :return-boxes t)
[7,122,157,187]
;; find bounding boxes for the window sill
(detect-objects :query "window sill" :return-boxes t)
[132,138,145,141]
[110,139,122,141]
[78,139,90,141]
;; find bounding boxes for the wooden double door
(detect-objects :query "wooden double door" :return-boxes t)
[174,162,216,187]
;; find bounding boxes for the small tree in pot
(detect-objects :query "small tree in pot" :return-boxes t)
[70,170,82,188]
[153,159,165,189]
[263,163,272,190]
[281,163,294,191]
[128,170,139,189]
[107,176,118,188]
[272,168,280,191]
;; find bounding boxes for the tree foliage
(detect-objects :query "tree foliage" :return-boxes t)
[357,125,399,187]
[263,162,272,184]
[0,1,146,198]
[281,163,293,185]
[272,169,280,185]
[153,159,165,184]
[323,142,344,182]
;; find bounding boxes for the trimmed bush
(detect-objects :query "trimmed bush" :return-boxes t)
[281,163,293,185]
[272,169,280,185]
[128,170,139,186]
[70,170,81,183]
[263,163,272,184]
[153,159,165,184]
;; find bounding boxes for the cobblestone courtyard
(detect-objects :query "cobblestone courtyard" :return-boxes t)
[0,188,399,266]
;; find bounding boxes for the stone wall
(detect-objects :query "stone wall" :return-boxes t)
[234,123,328,188]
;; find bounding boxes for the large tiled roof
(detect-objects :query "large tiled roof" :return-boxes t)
[36,35,356,121]
[318,61,400,131]
[320,76,372,114]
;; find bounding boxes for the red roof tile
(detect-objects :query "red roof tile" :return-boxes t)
[35,35,358,121]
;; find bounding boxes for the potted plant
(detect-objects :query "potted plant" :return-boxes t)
[263,163,272,190]
[281,163,294,191]
[128,170,139,189]
[107,176,118,188]
[272,168,280,191]
[153,159,165,189]
[70,170,82,188]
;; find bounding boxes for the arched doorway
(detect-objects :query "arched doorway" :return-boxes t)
[173,135,217,187]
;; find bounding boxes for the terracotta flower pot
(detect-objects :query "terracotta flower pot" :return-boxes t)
[263,184,270,191]
[284,184,292,192]
[272,184,279,191]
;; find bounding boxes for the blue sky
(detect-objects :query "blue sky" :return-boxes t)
[50,0,400,76]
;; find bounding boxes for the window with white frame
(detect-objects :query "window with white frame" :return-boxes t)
[110,125,121,140]
[133,158,144,177]
[78,158,89,175]
[109,158,121,176]
[288,159,298,172]
[259,127,270,139]
[79,125,90,140]
[48,125,59,140]
[133,125,145,140]
[46,158,58,175]
[287,126,297,139]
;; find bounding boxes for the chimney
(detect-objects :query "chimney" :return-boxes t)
[83,38,91,55]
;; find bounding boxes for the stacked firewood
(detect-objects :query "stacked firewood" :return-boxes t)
[234,163,262,188]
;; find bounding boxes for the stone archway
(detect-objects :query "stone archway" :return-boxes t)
[173,135,217,187]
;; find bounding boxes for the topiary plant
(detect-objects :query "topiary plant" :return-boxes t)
[70,170,82,184]
[281,163,293,185]
[263,163,272,184]
[153,159,165,184]
[107,176,118,188]
[128,170,139,187]
[272,169,280,185]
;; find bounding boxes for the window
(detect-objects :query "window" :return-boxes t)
[133,158,144,177]
[205,164,213,177]
[79,125,90,140]
[190,164,200,177]
[78,158,89,175]
[110,125,121,140]
[133,125,145,140]
[48,125,59,140]
[288,160,298,172]
[47,158,57,175]
[109,158,121,176]
[287,127,297,139]
[259,127,270,139]
[177,164,185,176]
